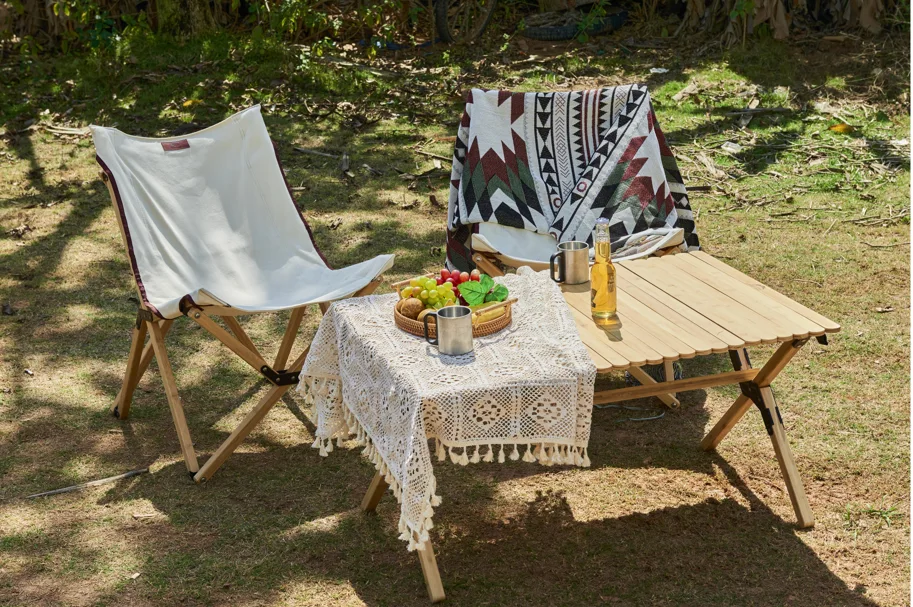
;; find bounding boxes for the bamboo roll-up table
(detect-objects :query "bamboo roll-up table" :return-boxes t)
[562,250,840,528]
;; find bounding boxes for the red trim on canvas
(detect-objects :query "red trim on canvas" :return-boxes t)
[96,155,165,319]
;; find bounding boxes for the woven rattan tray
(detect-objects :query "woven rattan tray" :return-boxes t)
[394,301,514,339]
[392,273,516,338]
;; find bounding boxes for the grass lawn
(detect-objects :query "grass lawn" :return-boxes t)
[0,24,909,606]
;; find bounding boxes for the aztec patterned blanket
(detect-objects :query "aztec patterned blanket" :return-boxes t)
[446,84,699,271]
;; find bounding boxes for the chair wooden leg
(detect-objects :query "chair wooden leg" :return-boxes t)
[112,321,147,419]
[147,320,200,474]
[472,253,504,277]
[113,319,175,419]
[628,366,680,409]
[221,316,263,359]
[274,307,306,370]
[361,471,389,513]
[760,385,814,528]
[193,346,310,483]
[417,541,446,603]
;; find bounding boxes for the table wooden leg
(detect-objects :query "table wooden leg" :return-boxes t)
[701,340,814,527]
[417,541,446,603]
[628,366,680,409]
[701,341,803,450]
[759,385,814,528]
[360,471,388,513]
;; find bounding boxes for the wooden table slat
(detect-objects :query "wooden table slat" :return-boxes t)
[689,251,841,333]
[564,289,667,365]
[668,253,826,339]
[618,283,721,356]
[614,265,745,349]
[620,258,784,344]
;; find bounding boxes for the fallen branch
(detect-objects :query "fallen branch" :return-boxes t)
[294,147,339,159]
[21,468,149,500]
[414,150,452,163]
[863,241,910,248]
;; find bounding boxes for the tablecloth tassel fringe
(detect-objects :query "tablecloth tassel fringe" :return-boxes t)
[522,444,536,463]
[483,444,494,463]
[549,446,560,465]
[537,445,549,466]
[582,448,591,467]
[435,439,445,462]
[448,446,458,465]
[459,448,469,466]
[509,444,520,461]
[470,446,481,464]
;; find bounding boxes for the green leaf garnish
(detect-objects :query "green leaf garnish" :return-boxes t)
[458,280,488,306]
[488,284,508,302]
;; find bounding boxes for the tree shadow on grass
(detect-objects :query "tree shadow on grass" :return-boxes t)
[70,447,877,607]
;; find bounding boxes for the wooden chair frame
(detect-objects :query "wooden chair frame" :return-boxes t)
[102,171,382,483]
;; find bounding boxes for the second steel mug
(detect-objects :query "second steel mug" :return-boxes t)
[550,241,590,285]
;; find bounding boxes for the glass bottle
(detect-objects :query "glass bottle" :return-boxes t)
[591,218,619,326]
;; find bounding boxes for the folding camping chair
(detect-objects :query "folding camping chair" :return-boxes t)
[93,106,394,483]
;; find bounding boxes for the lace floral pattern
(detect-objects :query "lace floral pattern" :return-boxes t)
[298,268,596,551]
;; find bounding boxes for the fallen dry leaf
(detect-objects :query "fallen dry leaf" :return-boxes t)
[874,306,895,313]
[829,122,855,134]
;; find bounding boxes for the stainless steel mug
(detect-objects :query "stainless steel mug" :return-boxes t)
[550,241,590,285]
[423,305,473,356]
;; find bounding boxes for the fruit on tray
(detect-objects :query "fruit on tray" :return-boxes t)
[398,268,510,314]
[470,301,506,325]
[399,297,425,320]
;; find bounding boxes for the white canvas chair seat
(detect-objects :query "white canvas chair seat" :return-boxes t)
[471,223,686,274]
[93,106,393,482]
[93,106,393,319]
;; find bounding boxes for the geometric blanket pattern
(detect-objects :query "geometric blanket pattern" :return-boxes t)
[446,85,700,271]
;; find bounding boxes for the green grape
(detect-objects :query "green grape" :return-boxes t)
[419,289,429,300]
[433,301,444,309]
[401,287,413,298]
[425,279,437,291]
[428,291,439,301]
[409,278,422,288]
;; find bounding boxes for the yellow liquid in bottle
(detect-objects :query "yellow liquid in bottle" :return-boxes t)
[591,240,619,326]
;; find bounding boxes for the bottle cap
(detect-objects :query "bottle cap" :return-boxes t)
[596,217,609,225]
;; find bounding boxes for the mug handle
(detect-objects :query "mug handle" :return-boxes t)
[423,312,439,345]
[550,251,565,283]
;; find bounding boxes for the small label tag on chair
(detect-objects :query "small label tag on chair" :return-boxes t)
[162,139,190,151]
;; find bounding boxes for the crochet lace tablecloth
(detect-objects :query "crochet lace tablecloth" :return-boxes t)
[297,267,596,551]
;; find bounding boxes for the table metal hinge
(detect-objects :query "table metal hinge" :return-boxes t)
[739,380,782,436]
[259,366,300,386]
[135,308,154,329]
[816,335,828,345]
